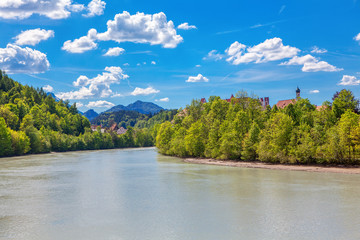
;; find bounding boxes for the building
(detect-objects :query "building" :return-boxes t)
[117,127,127,135]
[109,123,119,131]
[276,87,300,109]
[259,97,270,109]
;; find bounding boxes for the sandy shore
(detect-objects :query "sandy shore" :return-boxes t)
[184,158,360,174]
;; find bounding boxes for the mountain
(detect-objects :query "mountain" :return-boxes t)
[47,92,60,101]
[106,104,127,113]
[106,100,164,114]
[83,109,99,121]
[126,100,164,114]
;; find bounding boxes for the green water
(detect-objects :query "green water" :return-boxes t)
[0,148,359,240]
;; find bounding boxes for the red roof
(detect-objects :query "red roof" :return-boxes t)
[316,105,328,111]
[276,99,296,109]
[226,94,235,102]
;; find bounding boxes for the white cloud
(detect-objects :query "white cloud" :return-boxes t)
[302,61,342,72]
[338,75,360,86]
[226,38,300,65]
[281,54,318,65]
[311,46,327,54]
[14,28,54,46]
[155,97,169,102]
[96,11,183,48]
[43,85,54,92]
[195,64,201,67]
[83,0,106,17]
[56,66,128,100]
[87,100,114,108]
[103,47,125,56]
[67,4,85,12]
[203,50,223,61]
[137,63,141,66]
[75,102,84,107]
[354,33,360,42]
[62,29,98,53]
[131,86,160,96]
[177,22,197,30]
[0,0,84,19]
[309,90,320,94]
[151,61,156,65]
[281,54,342,72]
[186,74,209,83]
[0,44,50,73]
[123,63,129,66]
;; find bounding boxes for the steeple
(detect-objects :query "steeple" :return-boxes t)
[296,86,300,98]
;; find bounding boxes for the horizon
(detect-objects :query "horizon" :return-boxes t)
[0,0,359,112]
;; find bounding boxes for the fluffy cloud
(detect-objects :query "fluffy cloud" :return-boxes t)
[103,47,125,56]
[203,50,223,61]
[56,66,128,100]
[281,54,317,66]
[355,33,360,42]
[155,97,169,102]
[302,61,342,72]
[62,29,98,53]
[96,11,183,48]
[87,100,114,108]
[177,22,197,30]
[281,54,342,72]
[83,0,106,17]
[226,38,300,65]
[186,74,209,83]
[0,0,84,19]
[309,90,320,94]
[14,29,54,46]
[0,44,50,73]
[151,61,156,65]
[311,46,327,54]
[43,85,54,92]
[338,75,360,86]
[131,86,160,96]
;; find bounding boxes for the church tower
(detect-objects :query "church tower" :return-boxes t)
[296,87,300,98]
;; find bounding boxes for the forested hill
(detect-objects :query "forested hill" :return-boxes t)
[156,90,360,165]
[0,71,173,157]
[106,100,164,114]
[91,109,178,129]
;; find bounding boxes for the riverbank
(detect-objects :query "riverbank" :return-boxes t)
[184,158,360,174]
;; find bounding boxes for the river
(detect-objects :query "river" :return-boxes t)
[0,148,359,240]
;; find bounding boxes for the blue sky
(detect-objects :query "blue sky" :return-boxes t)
[0,0,360,112]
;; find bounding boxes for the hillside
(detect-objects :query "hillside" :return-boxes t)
[91,109,178,129]
[0,70,166,157]
[106,100,164,114]
[83,109,99,121]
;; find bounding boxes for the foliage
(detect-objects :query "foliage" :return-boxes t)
[0,71,173,157]
[156,89,360,165]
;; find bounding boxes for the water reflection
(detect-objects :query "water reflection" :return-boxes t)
[0,148,359,240]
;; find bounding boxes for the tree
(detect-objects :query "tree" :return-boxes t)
[332,89,359,118]
[0,117,13,156]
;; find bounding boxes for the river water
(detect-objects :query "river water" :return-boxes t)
[0,148,359,240]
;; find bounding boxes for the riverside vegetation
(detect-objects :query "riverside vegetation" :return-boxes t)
[156,90,360,165]
[0,71,174,157]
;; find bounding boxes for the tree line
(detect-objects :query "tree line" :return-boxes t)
[156,90,360,165]
[0,71,170,157]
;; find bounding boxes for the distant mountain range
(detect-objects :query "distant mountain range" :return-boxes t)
[106,100,164,114]
[83,109,99,121]
[81,100,165,121]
